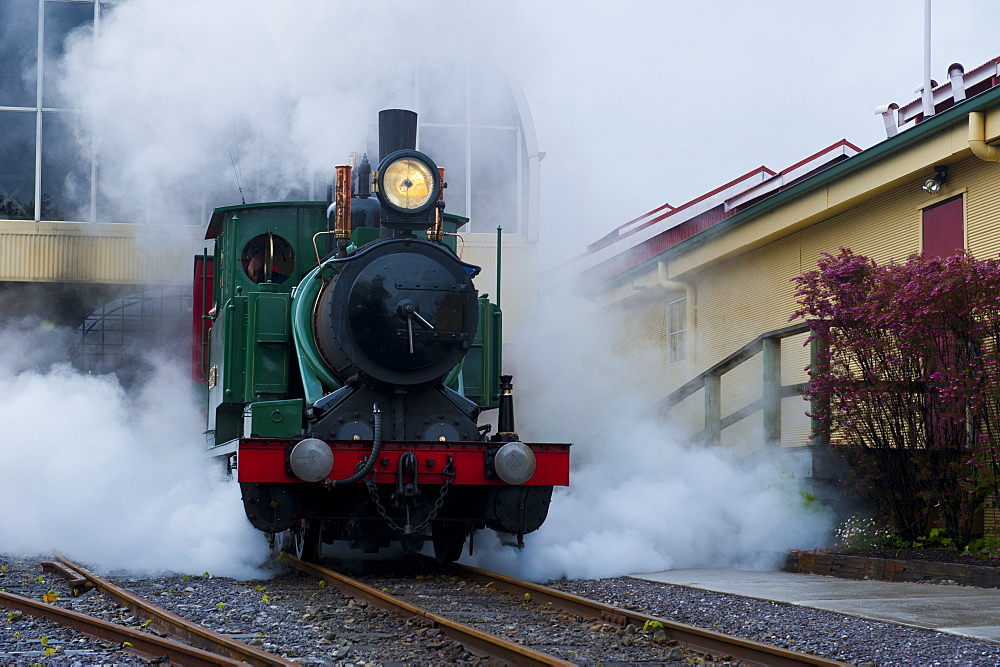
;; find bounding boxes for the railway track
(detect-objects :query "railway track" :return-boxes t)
[448,560,848,666]
[0,551,852,664]
[0,558,293,666]
[285,553,849,666]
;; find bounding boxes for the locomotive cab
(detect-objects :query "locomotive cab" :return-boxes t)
[197,109,570,562]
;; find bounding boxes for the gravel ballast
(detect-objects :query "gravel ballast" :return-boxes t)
[4,552,1000,665]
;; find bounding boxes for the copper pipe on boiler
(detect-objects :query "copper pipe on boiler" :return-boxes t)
[428,167,446,243]
[334,164,352,257]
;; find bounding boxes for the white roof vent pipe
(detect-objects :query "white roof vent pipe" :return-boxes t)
[876,103,900,138]
[916,80,939,120]
[949,63,966,102]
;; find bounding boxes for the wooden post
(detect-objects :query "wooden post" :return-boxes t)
[704,373,721,447]
[762,336,781,446]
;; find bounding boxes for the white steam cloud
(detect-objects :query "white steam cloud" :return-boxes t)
[55,0,492,224]
[0,322,269,578]
[25,1,835,581]
[468,291,833,582]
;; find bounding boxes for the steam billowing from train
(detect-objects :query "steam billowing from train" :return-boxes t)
[0,0,839,579]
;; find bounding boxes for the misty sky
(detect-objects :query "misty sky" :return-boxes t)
[34,0,1000,267]
[499,0,1000,264]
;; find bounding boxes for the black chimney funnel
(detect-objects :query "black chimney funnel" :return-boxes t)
[378,109,418,160]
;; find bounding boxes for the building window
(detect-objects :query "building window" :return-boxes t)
[667,297,686,364]
[922,194,964,259]
[74,286,190,388]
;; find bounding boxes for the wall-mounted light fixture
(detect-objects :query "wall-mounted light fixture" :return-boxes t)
[922,165,949,194]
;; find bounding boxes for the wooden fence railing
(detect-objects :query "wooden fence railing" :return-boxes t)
[654,322,828,447]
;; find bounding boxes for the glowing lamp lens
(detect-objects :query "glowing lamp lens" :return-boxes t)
[383,158,434,210]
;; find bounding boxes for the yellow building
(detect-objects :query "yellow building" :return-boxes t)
[562,58,1000,483]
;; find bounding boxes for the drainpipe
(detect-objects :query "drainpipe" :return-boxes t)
[657,261,696,366]
[969,111,1000,162]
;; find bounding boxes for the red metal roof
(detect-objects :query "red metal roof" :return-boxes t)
[564,140,859,284]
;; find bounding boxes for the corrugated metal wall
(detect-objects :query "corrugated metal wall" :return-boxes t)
[609,151,1000,452]
[0,222,206,285]
[963,155,1000,257]
[463,236,537,344]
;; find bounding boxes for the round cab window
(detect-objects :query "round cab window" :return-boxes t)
[242,234,295,284]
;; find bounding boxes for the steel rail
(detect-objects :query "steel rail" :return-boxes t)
[450,561,850,667]
[50,558,296,667]
[284,554,573,666]
[0,589,242,666]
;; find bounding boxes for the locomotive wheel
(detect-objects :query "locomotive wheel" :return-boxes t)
[293,519,322,562]
[432,523,466,564]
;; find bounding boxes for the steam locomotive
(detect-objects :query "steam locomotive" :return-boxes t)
[195,109,570,562]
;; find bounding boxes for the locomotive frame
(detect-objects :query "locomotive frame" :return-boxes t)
[194,109,570,562]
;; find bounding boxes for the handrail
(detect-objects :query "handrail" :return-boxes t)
[655,322,810,410]
[655,322,814,446]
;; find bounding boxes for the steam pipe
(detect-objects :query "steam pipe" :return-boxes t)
[329,404,382,487]
[969,111,1000,162]
[334,164,352,257]
[428,167,446,243]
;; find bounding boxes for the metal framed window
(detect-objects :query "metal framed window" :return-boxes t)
[1,1,536,237]
[667,297,686,364]
[0,0,119,223]
[74,286,190,387]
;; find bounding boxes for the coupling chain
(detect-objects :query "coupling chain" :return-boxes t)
[364,456,456,534]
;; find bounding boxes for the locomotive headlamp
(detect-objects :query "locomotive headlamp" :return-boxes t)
[289,438,334,483]
[383,158,435,211]
[375,150,441,229]
[492,441,536,485]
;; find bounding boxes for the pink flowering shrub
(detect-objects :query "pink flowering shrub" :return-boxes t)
[792,249,1000,545]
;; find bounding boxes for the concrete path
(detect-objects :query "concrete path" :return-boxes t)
[630,567,1000,642]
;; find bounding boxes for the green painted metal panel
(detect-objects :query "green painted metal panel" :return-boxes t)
[463,296,501,409]
[254,294,290,342]
[222,295,248,402]
[246,292,291,396]
[251,399,304,438]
